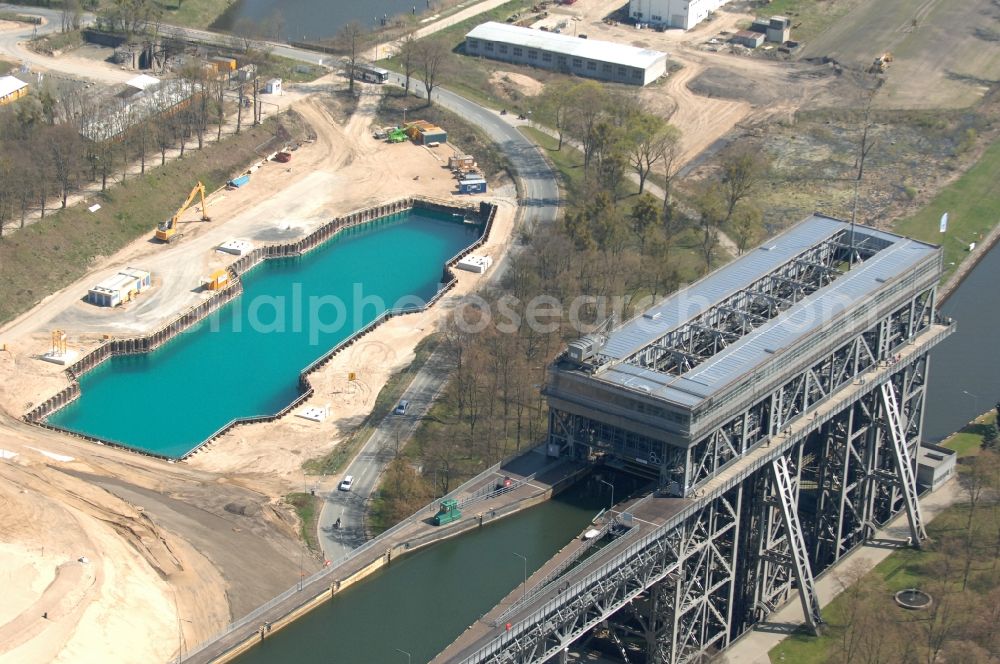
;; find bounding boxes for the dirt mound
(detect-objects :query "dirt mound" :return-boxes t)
[489,71,544,100]
[224,501,262,517]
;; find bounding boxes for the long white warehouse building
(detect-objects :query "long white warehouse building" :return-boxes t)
[465,22,667,86]
[628,0,731,30]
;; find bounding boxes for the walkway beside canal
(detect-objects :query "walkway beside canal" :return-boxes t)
[183,449,587,664]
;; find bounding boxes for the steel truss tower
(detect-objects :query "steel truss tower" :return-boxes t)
[445,216,954,664]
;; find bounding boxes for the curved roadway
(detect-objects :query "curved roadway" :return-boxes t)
[317,74,561,561]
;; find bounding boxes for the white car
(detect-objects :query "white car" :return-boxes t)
[338,475,355,491]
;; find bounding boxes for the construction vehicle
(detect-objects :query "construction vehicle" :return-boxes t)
[155,182,210,243]
[869,52,893,73]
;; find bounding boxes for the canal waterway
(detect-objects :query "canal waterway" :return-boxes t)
[49,211,480,458]
[924,240,1000,440]
[232,483,611,664]
[213,0,438,41]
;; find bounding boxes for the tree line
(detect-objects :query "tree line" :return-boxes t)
[0,56,282,236]
[373,77,775,522]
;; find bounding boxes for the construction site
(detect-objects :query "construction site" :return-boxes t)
[0,40,516,659]
[1,0,998,662]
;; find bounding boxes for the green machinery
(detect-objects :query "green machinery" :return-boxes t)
[387,127,408,143]
[433,498,461,526]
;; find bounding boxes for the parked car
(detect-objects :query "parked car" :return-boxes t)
[394,400,410,415]
[339,475,355,491]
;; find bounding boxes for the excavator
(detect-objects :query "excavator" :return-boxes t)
[869,52,893,74]
[155,182,210,243]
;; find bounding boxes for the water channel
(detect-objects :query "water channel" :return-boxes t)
[213,0,437,41]
[923,242,1000,440]
[221,239,1000,663]
[49,211,481,458]
[232,482,614,664]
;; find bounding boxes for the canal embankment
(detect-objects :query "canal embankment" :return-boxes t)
[181,450,588,663]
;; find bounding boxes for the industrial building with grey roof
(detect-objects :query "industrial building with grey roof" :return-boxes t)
[464,22,667,86]
[545,213,946,491]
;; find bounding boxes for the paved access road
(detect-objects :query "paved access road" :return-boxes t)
[317,347,454,561]
[317,75,561,561]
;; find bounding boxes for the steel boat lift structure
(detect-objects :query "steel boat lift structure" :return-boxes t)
[445,215,953,664]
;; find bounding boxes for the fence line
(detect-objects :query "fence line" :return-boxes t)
[23,198,498,461]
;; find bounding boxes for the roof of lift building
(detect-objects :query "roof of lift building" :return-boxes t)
[590,214,940,408]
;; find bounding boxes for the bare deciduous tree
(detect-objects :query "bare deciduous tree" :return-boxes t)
[398,34,417,97]
[414,37,450,105]
[337,22,364,94]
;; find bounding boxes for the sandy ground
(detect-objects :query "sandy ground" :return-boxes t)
[489,70,545,98]
[519,1,852,169]
[0,63,518,661]
[801,0,1000,110]
[0,19,134,86]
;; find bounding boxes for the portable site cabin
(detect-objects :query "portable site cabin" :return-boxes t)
[202,269,230,291]
[457,255,493,273]
[0,75,28,106]
[458,178,487,194]
[209,56,237,73]
[88,268,151,307]
[732,30,764,48]
[448,155,476,170]
[405,120,448,145]
[264,78,282,94]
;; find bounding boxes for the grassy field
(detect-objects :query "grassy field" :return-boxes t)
[302,335,440,476]
[261,54,328,83]
[894,136,1000,284]
[755,0,863,44]
[768,501,992,663]
[285,492,322,552]
[378,0,541,112]
[519,126,588,194]
[0,119,289,324]
[154,0,233,29]
[938,411,997,458]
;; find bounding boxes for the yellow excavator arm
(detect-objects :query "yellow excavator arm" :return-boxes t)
[155,182,211,242]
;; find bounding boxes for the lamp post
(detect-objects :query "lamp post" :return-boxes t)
[403,107,408,125]
[598,478,614,511]
[512,552,527,603]
[962,390,980,416]
[395,648,411,664]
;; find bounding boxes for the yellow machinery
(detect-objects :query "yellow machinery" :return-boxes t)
[155,182,210,243]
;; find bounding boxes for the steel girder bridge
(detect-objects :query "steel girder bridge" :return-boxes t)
[440,216,954,664]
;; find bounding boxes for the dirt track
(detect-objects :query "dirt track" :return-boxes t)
[801,0,1000,109]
